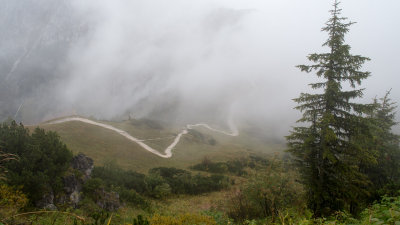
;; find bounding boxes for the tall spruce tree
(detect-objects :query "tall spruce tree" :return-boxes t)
[286,0,375,216]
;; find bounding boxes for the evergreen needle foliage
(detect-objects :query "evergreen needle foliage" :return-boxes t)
[0,121,73,205]
[286,0,376,216]
[365,90,400,199]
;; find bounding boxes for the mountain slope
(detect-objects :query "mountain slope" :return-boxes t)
[34,117,283,172]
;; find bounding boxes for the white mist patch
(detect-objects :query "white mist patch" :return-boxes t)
[2,0,399,135]
[60,0,302,126]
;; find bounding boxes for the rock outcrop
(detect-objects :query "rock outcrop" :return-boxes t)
[71,153,94,180]
[36,190,57,210]
[36,153,95,209]
[62,153,94,207]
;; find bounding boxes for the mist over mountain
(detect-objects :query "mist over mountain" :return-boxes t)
[0,0,85,122]
[1,0,399,136]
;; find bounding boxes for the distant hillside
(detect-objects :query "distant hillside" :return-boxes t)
[33,117,284,172]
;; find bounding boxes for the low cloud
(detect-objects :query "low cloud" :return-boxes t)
[1,0,399,137]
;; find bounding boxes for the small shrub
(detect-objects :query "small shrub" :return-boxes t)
[118,188,148,208]
[83,178,104,199]
[145,174,171,199]
[225,159,306,223]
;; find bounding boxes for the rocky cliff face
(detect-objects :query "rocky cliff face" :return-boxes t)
[36,153,94,209]
[71,153,94,179]
[37,153,120,211]
[62,153,94,207]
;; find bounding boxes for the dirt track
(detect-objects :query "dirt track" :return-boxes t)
[47,117,239,158]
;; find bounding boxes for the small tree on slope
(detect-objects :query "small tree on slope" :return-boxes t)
[365,91,400,198]
[286,0,375,216]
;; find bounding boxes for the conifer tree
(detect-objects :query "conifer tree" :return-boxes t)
[366,91,400,197]
[286,0,375,216]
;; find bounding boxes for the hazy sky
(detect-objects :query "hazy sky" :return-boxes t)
[2,0,400,135]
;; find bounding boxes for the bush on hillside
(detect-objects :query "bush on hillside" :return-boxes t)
[191,156,269,176]
[149,167,230,195]
[225,159,306,223]
[90,164,230,205]
[145,173,171,199]
[92,164,147,194]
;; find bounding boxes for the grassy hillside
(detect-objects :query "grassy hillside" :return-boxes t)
[33,117,284,172]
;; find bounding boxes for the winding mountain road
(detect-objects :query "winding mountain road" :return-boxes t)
[47,117,239,158]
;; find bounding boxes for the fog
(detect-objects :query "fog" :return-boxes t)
[1,0,399,137]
